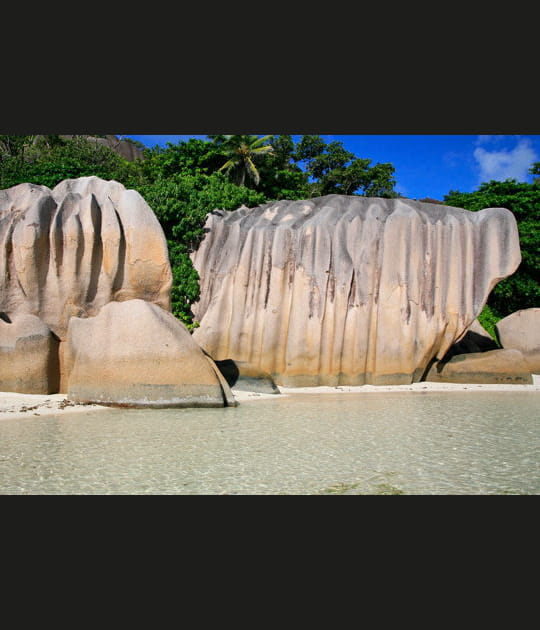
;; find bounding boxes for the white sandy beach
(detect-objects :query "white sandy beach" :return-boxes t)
[0,393,108,421]
[3,376,538,421]
[232,375,540,401]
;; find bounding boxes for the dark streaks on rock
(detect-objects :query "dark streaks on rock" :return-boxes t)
[192,195,521,386]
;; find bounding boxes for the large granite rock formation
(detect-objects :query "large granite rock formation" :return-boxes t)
[192,195,521,386]
[0,313,59,394]
[495,308,540,373]
[65,299,236,407]
[0,176,172,340]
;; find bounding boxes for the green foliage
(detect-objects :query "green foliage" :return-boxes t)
[212,134,274,187]
[294,135,397,197]
[168,243,201,331]
[139,138,223,182]
[138,172,266,323]
[477,304,501,343]
[256,167,310,201]
[0,134,31,157]
[0,135,140,190]
[254,135,310,200]
[139,172,266,246]
[444,179,540,318]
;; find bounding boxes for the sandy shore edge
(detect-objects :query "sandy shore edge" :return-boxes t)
[1,374,539,419]
[233,374,540,401]
[0,393,108,421]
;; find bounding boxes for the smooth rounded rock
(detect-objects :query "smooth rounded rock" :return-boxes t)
[0,313,60,394]
[65,299,235,407]
[425,348,532,384]
[495,308,540,373]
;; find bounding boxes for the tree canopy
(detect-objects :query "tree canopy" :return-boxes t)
[294,135,397,197]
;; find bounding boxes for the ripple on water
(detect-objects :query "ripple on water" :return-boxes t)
[0,391,538,494]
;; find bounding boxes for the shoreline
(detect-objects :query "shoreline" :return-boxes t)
[2,375,538,419]
[0,393,108,421]
[232,375,540,401]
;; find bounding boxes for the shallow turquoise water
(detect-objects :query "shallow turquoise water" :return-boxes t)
[0,391,538,494]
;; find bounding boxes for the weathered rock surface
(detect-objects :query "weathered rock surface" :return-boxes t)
[65,299,236,407]
[192,195,521,386]
[425,349,532,384]
[0,176,172,340]
[0,313,59,394]
[495,308,540,373]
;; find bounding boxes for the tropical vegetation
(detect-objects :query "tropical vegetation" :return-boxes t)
[1,134,538,331]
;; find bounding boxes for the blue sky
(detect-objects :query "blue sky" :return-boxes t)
[124,134,540,201]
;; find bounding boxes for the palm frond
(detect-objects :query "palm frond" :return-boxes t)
[218,158,236,172]
[251,134,274,149]
[251,145,274,155]
[245,156,260,185]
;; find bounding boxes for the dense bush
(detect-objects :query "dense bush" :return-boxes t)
[138,173,266,326]
[0,135,138,189]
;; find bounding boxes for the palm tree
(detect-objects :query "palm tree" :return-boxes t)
[212,135,274,187]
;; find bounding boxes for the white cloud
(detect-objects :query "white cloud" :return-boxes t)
[473,138,538,183]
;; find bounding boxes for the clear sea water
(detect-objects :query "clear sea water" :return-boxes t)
[0,391,538,494]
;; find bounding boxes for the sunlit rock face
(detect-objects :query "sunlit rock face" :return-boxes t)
[0,176,172,340]
[65,299,236,408]
[496,308,540,373]
[0,313,59,394]
[192,195,521,386]
[425,349,532,385]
